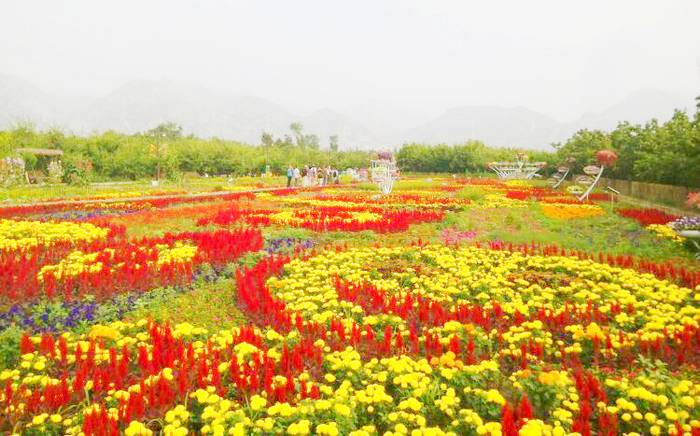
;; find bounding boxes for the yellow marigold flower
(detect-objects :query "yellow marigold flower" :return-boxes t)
[334,403,351,417]
[249,395,267,411]
[287,419,311,435]
[88,325,120,341]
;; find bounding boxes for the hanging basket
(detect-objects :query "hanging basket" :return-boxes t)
[595,150,618,167]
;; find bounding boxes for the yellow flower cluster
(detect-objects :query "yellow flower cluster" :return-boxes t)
[38,250,104,281]
[541,204,605,220]
[0,219,109,251]
[471,194,528,209]
[270,209,384,226]
[646,224,685,244]
[37,242,198,281]
[276,192,472,210]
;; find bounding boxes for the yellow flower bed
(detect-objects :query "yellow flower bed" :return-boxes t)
[471,194,528,209]
[647,224,685,244]
[269,210,384,226]
[0,219,109,251]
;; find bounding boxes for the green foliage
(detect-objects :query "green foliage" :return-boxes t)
[456,186,486,202]
[145,122,183,140]
[397,106,699,189]
[554,109,700,188]
[396,141,558,174]
[0,125,371,181]
[0,325,22,370]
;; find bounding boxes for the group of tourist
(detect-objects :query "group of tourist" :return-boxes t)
[286,165,340,187]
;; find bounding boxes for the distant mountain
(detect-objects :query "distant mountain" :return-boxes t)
[0,74,695,150]
[75,80,296,143]
[391,91,696,150]
[0,74,63,128]
[0,77,379,148]
[569,88,694,132]
[301,108,378,148]
[396,105,565,150]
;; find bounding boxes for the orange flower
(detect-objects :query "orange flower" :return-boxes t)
[541,204,604,220]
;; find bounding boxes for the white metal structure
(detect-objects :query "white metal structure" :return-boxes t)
[370,159,399,195]
[577,165,605,202]
[489,160,546,180]
[549,166,570,189]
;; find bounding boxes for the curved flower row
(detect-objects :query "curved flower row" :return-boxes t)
[198,205,445,234]
[241,246,700,435]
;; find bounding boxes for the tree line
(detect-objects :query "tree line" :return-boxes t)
[553,104,700,188]
[1,98,698,187]
[0,122,369,182]
[397,99,700,188]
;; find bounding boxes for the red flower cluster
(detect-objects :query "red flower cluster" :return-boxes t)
[0,227,263,304]
[8,320,324,434]
[616,208,679,226]
[198,205,445,233]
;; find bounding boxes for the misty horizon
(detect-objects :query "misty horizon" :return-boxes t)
[1,0,699,149]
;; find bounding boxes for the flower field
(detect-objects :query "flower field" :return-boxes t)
[1,178,699,435]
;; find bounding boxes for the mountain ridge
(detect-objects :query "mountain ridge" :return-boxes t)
[0,75,695,151]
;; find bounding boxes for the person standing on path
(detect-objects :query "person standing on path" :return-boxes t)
[286,165,294,187]
[293,166,301,187]
[301,166,309,187]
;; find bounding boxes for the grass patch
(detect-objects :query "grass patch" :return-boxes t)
[124,279,247,331]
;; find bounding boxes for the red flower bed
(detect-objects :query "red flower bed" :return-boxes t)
[0,192,256,219]
[198,204,445,233]
[616,208,679,226]
[12,319,323,433]
[0,227,263,304]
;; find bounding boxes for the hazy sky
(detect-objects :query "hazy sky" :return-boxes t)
[1,0,699,122]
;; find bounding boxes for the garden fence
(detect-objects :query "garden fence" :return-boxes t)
[600,177,692,208]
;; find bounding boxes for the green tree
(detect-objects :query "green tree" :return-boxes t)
[329,135,339,153]
[553,129,611,173]
[303,133,320,150]
[145,122,183,140]
[261,132,274,148]
[290,122,304,147]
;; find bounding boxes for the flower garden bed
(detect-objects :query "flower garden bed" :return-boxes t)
[0,178,698,435]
